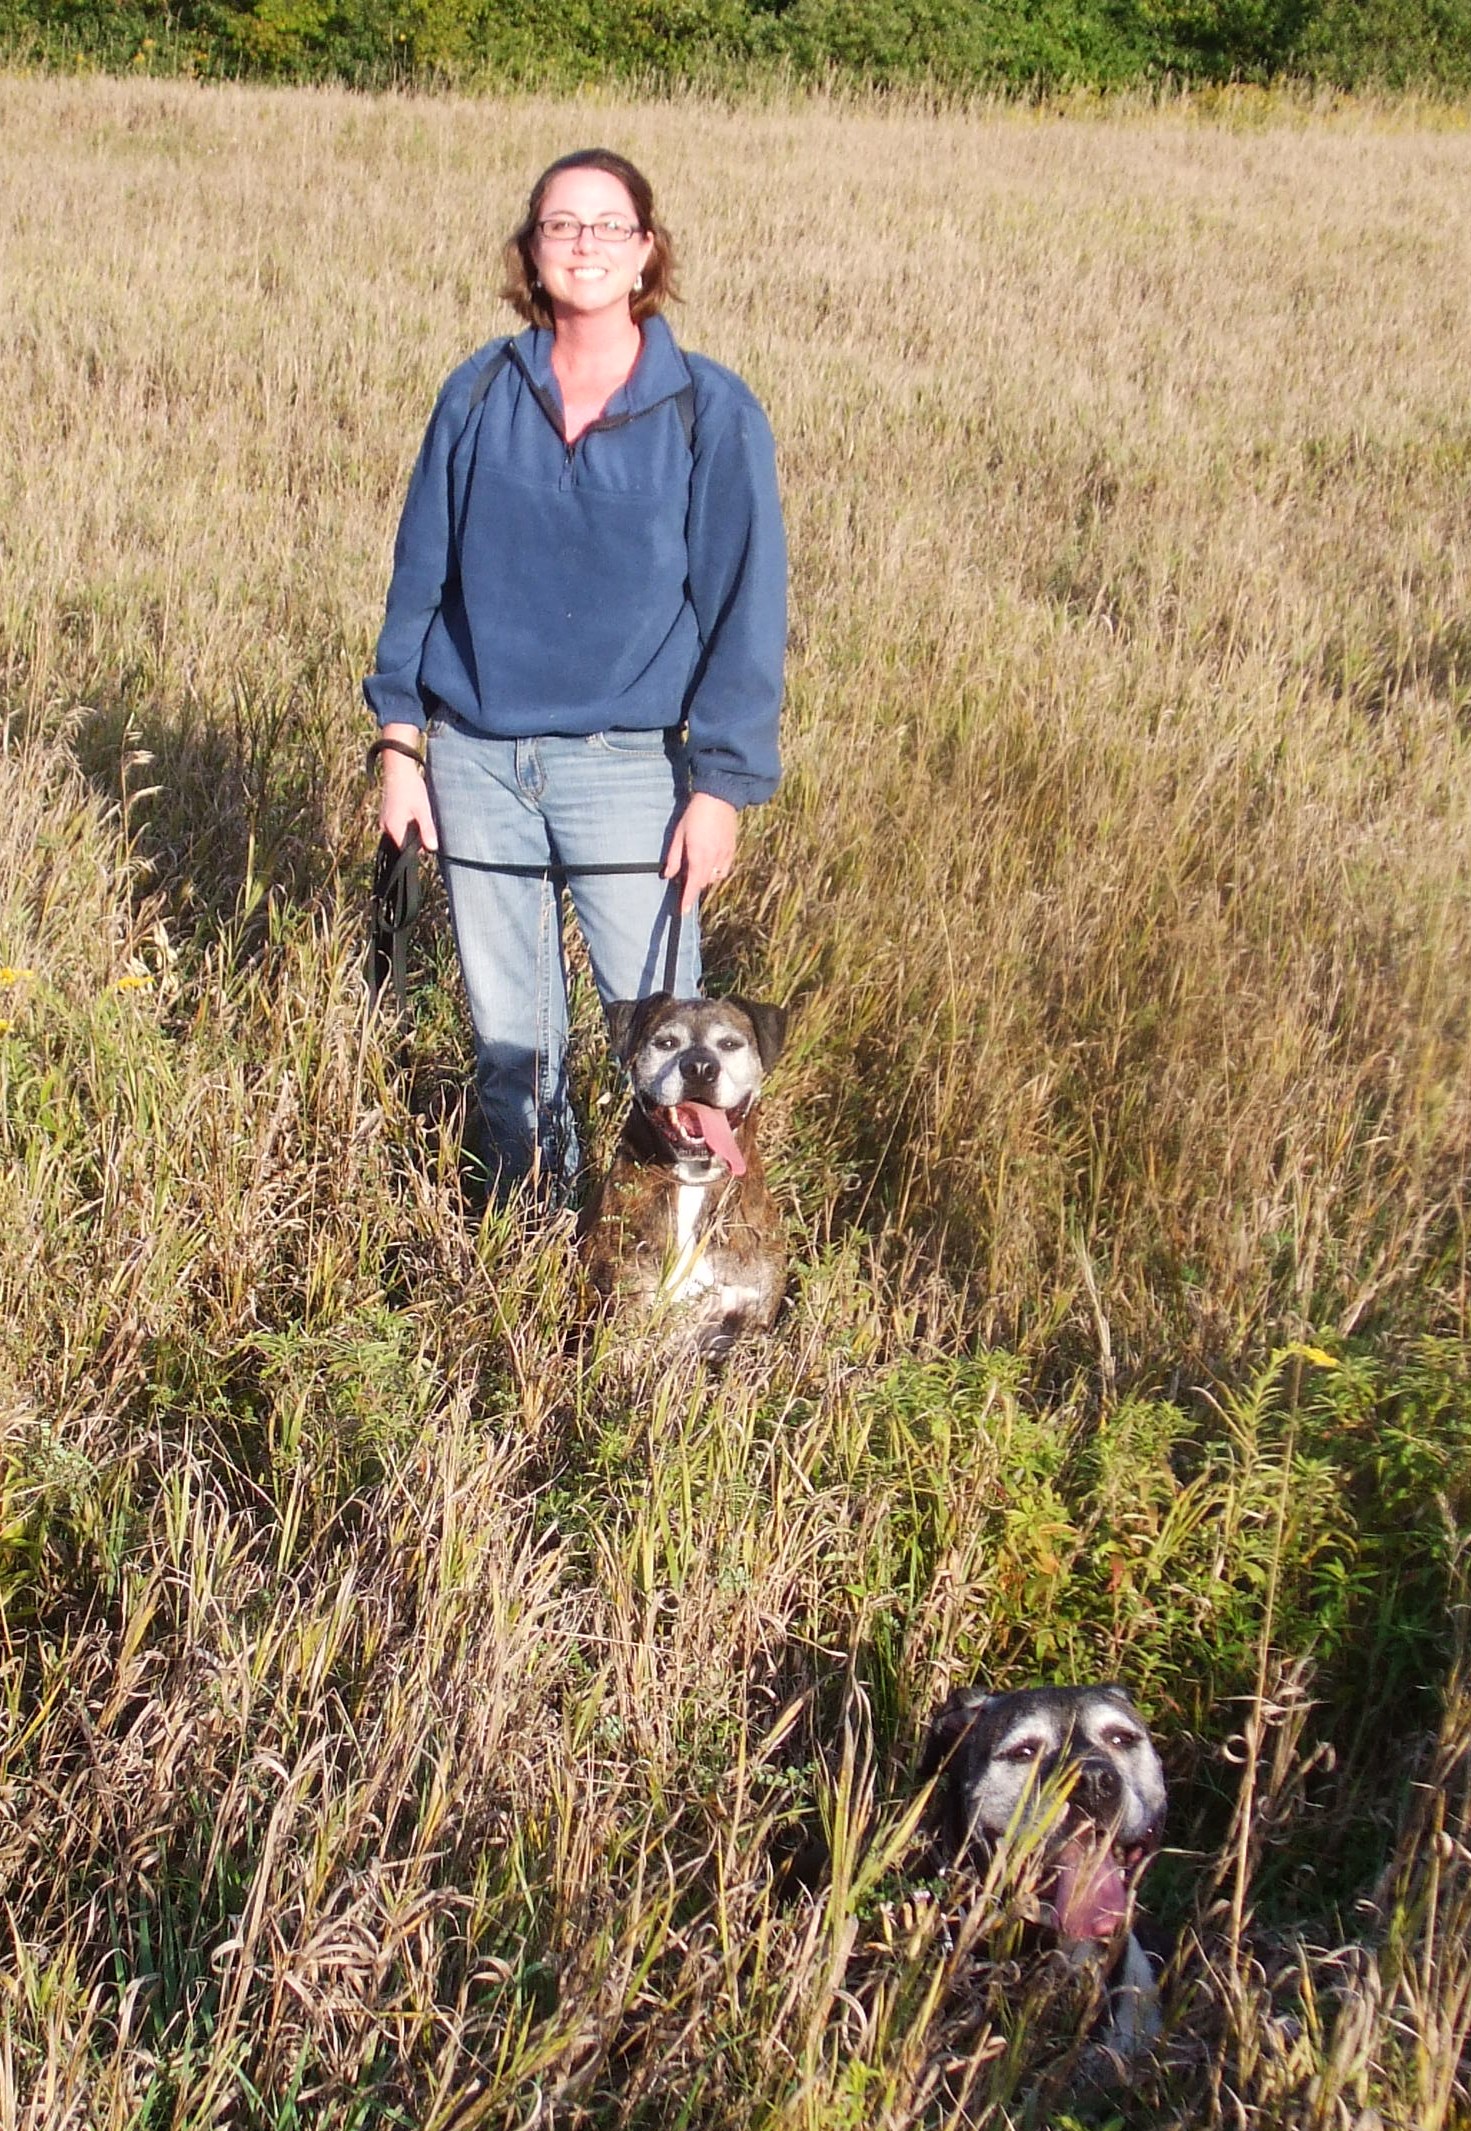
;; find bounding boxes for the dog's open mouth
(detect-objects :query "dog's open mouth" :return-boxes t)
[1046,1827,1155,1943]
[650,1098,750,1175]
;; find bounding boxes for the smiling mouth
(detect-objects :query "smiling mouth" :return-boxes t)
[1045,1825,1158,1943]
[646,1097,751,1174]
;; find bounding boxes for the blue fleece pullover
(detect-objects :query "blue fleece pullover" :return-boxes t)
[363,316,785,811]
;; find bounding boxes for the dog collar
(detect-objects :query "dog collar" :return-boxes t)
[671,1156,726,1184]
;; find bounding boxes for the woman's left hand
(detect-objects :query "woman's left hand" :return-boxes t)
[664,793,738,915]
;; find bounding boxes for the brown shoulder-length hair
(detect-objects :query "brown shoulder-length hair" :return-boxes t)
[501,148,678,330]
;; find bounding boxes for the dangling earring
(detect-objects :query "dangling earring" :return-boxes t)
[633,273,644,293]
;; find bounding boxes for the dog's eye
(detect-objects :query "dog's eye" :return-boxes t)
[652,1034,680,1051]
[1105,1729,1143,1751]
[1000,1741,1040,1763]
[716,1036,745,1053]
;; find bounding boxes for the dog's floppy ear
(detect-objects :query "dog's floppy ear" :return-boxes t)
[919,1685,997,1784]
[606,993,672,1063]
[726,997,788,1073]
[1098,1683,1141,1712]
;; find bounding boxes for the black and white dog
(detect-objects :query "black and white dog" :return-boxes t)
[921,1684,1168,2053]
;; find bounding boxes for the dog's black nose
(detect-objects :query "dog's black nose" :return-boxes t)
[683,1049,720,1088]
[1073,1757,1124,1819]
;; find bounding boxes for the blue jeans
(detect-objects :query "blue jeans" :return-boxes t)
[426,717,701,1191]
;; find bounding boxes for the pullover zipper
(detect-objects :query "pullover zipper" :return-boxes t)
[507,348,686,490]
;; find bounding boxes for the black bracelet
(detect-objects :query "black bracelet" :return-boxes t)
[367,735,426,774]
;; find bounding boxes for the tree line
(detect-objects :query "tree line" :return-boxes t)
[4,0,1468,99]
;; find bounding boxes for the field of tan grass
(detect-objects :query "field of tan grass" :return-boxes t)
[2,73,1471,2129]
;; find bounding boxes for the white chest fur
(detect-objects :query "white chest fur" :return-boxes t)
[664,1180,718,1296]
[674,1181,712,1254]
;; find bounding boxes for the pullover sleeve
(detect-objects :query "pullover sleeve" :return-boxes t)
[683,379,787,810]
[362,371,466,732]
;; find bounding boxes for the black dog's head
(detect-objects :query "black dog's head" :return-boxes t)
[921,1684,1166,1945]
[605,993,787,1178]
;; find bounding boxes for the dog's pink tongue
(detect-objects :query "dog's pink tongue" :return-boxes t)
[680,1102,746,1176]
[1052,1839,1128,1942]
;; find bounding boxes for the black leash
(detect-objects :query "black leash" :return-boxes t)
[367,819,423,1019]
[366,821,683,1020]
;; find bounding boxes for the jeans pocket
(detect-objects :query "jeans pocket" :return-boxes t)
[588,726,675,755]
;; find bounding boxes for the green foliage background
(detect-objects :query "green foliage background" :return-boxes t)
[4,0,1470,92]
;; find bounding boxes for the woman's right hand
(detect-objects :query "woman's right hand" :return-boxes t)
[378,722,439,852]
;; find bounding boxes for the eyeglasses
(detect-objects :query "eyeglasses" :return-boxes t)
[536,215,641,245]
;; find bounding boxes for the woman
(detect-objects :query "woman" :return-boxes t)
[366,148,786,1198]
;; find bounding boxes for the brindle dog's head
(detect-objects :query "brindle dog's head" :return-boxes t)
[921,1684,1166,1946]
[606,994,787,1179]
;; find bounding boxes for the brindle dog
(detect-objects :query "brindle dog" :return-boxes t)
[577,992,787,1358]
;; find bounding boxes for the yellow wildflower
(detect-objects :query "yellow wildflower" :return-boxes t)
[1288,1343,1339,1369]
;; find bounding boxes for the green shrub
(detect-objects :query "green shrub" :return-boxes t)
[4,0,1470,90]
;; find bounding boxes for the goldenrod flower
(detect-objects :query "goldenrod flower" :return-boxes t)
[1287,1342,1339,1369]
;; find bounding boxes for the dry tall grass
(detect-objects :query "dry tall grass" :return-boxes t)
[5,76,1470,1364]
[2,74,1471,2129]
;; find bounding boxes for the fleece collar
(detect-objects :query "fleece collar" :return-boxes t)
[507,314,693,428]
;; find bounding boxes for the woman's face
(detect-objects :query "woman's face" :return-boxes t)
[529,168,655,326]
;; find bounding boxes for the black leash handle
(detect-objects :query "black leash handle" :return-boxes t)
[366,735,426,772]
[366,820,423,1018]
